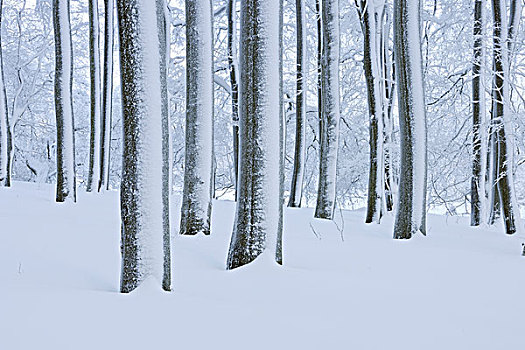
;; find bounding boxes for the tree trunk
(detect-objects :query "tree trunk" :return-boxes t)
[288,0,307,208]
[489,0,520,235]
[117,0,170,292]
[0,0,9,187]
[471,0,486,226]
[87,0,102,192]
[227,0,239,200]
[99,0,114,192]
[180,0,214,236]
[314,0,340,220]
[392,0,427,239]
[53,0,76,202]
[227,0,282,270]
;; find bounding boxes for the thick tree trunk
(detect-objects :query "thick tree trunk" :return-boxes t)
[117,0,170,292]
[489,0,520,235]
[315,0,340,220]
[471,0,486,226]
[360,1,385,224]
[227,0,282,270]
[227,0,240,200]
[87,0,102,192]
[180,0,214,236]
[316,0,322,158]
[99,0,114,192]
[0,0,9,187]
[53,0,76,202]
[393,0,427,239]
[288,0,307,208]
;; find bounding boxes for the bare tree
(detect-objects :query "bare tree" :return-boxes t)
[0,0,9,187]
[227,0,239,200]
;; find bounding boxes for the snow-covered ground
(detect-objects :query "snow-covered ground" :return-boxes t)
[1,182,524,349]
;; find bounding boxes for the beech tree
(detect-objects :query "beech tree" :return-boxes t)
[117,0,171,292]
[315,0,340,220]
[392,0,427,239]
[53,0,76,202]
[0,0,9,187]
[180,0,214,236]
[227,0,283,269]
[98,0,114,192]
[227,0,239,199]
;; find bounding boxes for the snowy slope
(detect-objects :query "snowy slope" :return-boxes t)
[1,182,524,349]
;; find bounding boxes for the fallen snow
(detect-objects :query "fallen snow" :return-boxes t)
[1,182,524,349]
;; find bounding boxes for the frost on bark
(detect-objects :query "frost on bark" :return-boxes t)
[180,0,214,236]
[0,0,9,187]
[98,0,114,192]
[53,0,76,202]
[288,0,307,208]
[315,0,340,220]
[117,0,171,292]
[471,0,486,226]
[487,0,520,235]
[227,0,283,270]
[392,0,427,239]
[227,0,240,199]
[358,0,386,224]
[86,0,102,192]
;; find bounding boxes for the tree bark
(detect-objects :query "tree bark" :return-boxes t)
[227,0,283,269]
[393,0,427,239]
[0,0,9,187]
[117,0,170,292]
[99,0,114,192]
[180,0,214,236]
[288,0,307,208]
[314,0,340,220]
[53,0,76,202]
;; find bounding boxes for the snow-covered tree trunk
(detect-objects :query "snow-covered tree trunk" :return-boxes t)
[288,0,307,208]
[117,0,170,292]
[489,0,520,235]
[392,0,427,239]
[227,0,239,199]
[316,0,322,148]
[98,0,114,192]
[86,0,102,192]
[227,0,282,269]
[471,0,486,226]
[180,0,214,236]
[359,0,385,224]
[53,0,76,202]
[0,0,9,187]
[315,0,340,220]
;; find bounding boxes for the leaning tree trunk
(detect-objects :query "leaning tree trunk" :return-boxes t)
[392,0,427,239]
[86,0,102,192]
[180,0,214,236]
[471,0,486,226]
[288,0,307,208]
[117,0,171,292]
[359,0,385,224]
[53,0,76,202]
[0,0,9,187]
[99,0,114,192]
[227,0,283,270]
[489,0,520,235]
[314,0,340,220]
[227,0,239,200]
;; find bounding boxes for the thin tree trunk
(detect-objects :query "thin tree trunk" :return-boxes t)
[393,0,427,239]
[0,0,9,187]
[316,0,322,154]
[227,0,282,270]
[180,0,214,236]
[315,0,340,220]
[288,0,307,208]
[53,0,76,202]
[383,15,395,212]
[227,0,239,200]
[87,0,101,192]
[99,0,114,192]
[117,0,170,292]
[471,0,486,226]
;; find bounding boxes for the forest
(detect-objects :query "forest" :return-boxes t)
[0,0,524,349]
